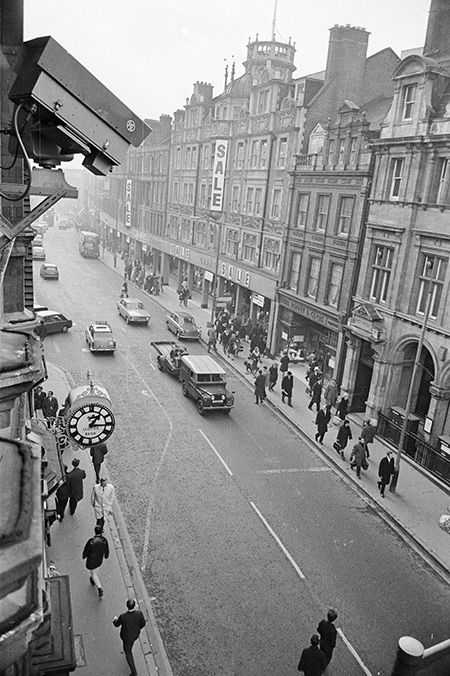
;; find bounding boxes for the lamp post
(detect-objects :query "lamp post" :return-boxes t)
[209,212,223,325]
[390,263,434,492]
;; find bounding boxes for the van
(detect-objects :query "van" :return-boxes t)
[179,354,234,415]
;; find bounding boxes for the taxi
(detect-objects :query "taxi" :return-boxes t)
[85,321,116,353]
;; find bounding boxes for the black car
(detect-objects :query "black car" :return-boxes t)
[36,310,72,334]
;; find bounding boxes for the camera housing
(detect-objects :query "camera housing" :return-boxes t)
[9,36,151,175]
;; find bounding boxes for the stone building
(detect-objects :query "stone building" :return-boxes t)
[343,0,450,471]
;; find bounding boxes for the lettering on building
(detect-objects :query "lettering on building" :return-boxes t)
[210,140,229,212]
[125,179,132,227]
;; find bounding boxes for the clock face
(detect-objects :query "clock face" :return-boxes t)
[67,403,115,446]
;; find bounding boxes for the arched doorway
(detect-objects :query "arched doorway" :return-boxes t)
[395,343,435,418]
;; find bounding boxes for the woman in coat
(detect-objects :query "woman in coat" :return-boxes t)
[254,369,266,405]
[315,405,331,444]
[336,394,349,421]
[323,378,339,408]
[335,420,352,459]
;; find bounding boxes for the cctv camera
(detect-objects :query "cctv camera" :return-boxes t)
[9,37,151,176]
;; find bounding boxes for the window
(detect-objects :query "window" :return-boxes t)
[435,158,450,204]
[225,228,240,257]
[349,137,358,165]
[186,147,191,168]
[194,222,206,246]
[337,196,354,234]
[254,188,263,216]
[415,255,447,319]
[181,219,191,242]
[389,159,404,199]
[257,89,269,114]
[172,182,179,202]
[242,233,257,263]
[192,146,198,167]
[259,140,268,168]
[271,189,282,219]
[402,84,417,120]
[231,185,240,212]
[277,138,288,168]
[245,187,254,214]
[175,147,181,169]
[369,246,393,303]
[338,139,346,165]
[295,193,309,227]
[327,263,343,307]
[188,183,194,205]
[327,139,335,165]
[235,142,245,169]
[263,238,281,272]
[182,183,188,203]
[314,194,330,231]
[288,251,301,291]
[306,257,321,299]
[250,140,258,168]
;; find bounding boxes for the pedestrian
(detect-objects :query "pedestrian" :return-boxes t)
[207,324,217,353]
[121,280,128,298]
[280,351,290,375]
[317,609,338,667]
[113,598,146,676]
[268,361,278,391]
[91,478,116,529]
[281,370,294,407]
[323,378,339,409]
[33,318,47,342]
[66,458,86,514]
[334,419,352,460]
[113,251,117,268]
[336,394,349,421]
[90,442,108,483]
[361,419,376,458]
[227,332,237,359]
[55,467,69,522]
[307,366,322,391]
[297,634,327,675]
[315,405,331,444]
[82,525,109,598]
[254,369,266,405]
[262,365,270,395]
[308,378,322,412]
[42,390,59,425]
[33,385,45,416]
[349,437,368,479]
[378,450,395,497]
[250,345,261,374]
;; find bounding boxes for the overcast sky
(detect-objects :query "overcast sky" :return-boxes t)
[24,0,429,122]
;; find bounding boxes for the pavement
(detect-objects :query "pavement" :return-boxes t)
[99,248,450,579]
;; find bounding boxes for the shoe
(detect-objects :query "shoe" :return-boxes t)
[98,588,104,598]
[377,481,381,489]
[90,578,95,585]
[288,403,293,407]
[381,494,385,498]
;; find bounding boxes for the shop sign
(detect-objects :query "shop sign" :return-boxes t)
[281,331,288,340]
[125,179,132,227]
[169,242,190,261]
[204,270,214,282]
[217,296,233,303]
[219,262,250,287]
[281,296,340,331]
[210,139,228,212]
[252,292,265,307]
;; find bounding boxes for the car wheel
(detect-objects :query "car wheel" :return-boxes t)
[176,330,180,339]
[125,316,130,324]
[157,357,164,371]
[224,409,231,415]
[182,382,189,397]
[197,399,205,416]
[61,326,68,333]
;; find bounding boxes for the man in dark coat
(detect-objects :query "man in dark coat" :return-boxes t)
[335,420,352,459]
[90,442,108,483]
[66,458,86,514]
[268,362,278,392]
[254,369,266,405]
[281,370,294,407]
[55,466,69,522]
[378,450,395,497]
[33,386,45,416]
[298,634,327,675]
[82,525,109,598]
[315,406,331,444]
[361,419,376,457]
[350,438,367,479]
[113,598,146,676]
[308,379,322,412]
[280,351,290,374]
[317,609,338,666]
[42,390,59,424]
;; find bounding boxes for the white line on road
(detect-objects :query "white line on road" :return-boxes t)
[149,362,155,370]
[258,467,332,474]
[198,429,233,476]
[337,628,372,675]
[53,342,61,354]
[249,501,305,580]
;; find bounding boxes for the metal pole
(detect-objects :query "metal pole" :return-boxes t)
[391,636,424,675]
[390,277,434,492]
[210,217,222,325]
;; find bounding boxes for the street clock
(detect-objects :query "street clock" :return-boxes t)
[65,377,115,447]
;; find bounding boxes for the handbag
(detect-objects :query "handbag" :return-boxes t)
[362,457,369,470]
[305,386,311,395]
[333,440,342,452]
[333,415,341,425]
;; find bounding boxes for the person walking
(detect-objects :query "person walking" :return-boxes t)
[91,478,116,529]
[349,437,368,479]
[378,450,395,497]
[268,361,278,392]
[66,458,86,514]
[336,394,349,421]
[317,609,338,667]
[335,420,352,460]
[279,351,290,375]
[262,365,270,396]
[361,419,376,458]
[297,634,327,675]
[113,598,146,676]
[281,370,294,407]
[42,390,59,426]
[254,369,266,405]
[33,385,45,417]
[207,325,217,353]
[55,467,70,522]
[308,378,323,412]
[323,378,339,409]
[315,405,331,444]
[90,442,108,484]
[82,525,109,598]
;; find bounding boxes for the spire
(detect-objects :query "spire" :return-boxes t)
[224,63,228,89]
[271,0,278,40]
[231,60,235,83]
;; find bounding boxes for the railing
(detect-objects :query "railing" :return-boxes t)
[377,413,450,486]
[295,153,318,170]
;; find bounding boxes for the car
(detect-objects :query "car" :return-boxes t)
[58,220,72,230]
[166,311,201,340]
[33,234,44,246]
[178,354,234,415]
[40,263,59,280]
[85,321,116,353]
[117,297,150,325]
[32,245,46,260]
[151,341,188,376]
[35,310,72,334]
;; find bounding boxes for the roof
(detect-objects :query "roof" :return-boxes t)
[173,312,195,320]
[181,355,226,375]
[37,310,60,317]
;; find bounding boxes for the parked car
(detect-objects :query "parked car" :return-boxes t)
[85,321,116,353]
[117,297,150,325]
[40,263,59,279]
[151,341,188,376]
[32,245,46,260]
[178,354,234,415]
[166,311,201,340]
[33,234,44,246]
[35,310,72,334]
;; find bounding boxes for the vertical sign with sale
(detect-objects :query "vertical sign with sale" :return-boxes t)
[210,140,228,212]
[125,179,132,227]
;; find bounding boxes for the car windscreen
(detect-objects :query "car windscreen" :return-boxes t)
[183,318,196,327]
[93,330,112,339]
[127,302,143,310]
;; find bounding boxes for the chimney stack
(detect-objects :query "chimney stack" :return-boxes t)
[424,0,450,65]
[324,24,370,106]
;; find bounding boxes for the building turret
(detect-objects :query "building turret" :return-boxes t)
[423,0,450,66]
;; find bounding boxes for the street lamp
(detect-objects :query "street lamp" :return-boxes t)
[390,260,434,492]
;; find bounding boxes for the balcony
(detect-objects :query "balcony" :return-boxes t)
[294,153,319,170]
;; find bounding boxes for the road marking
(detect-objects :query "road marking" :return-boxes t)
[149,362,155,370]
[53,342,61,354]
[250,501,305,580]
[198,429,233,476]
[337,628,372,675]
[258,467,332,474]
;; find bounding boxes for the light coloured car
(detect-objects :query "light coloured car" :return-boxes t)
[166,311,201,340]
[32,245,46,260]
[85,321,116,353]
[117,297,150,325]
[40,263,59,280]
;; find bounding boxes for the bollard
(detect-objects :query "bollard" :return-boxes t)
[391,636,424,675]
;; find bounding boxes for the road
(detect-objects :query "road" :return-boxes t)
[35,228,450,676]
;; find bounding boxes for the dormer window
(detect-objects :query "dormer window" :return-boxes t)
[402,84,417,120]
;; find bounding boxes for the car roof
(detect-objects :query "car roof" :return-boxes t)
[91,322,112,330]
[36,310,64,318]
[123,297,141,303]
[33,245,45,250]
[174,312,195,320]
[180,354,226,375]
[41,262,58,267]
